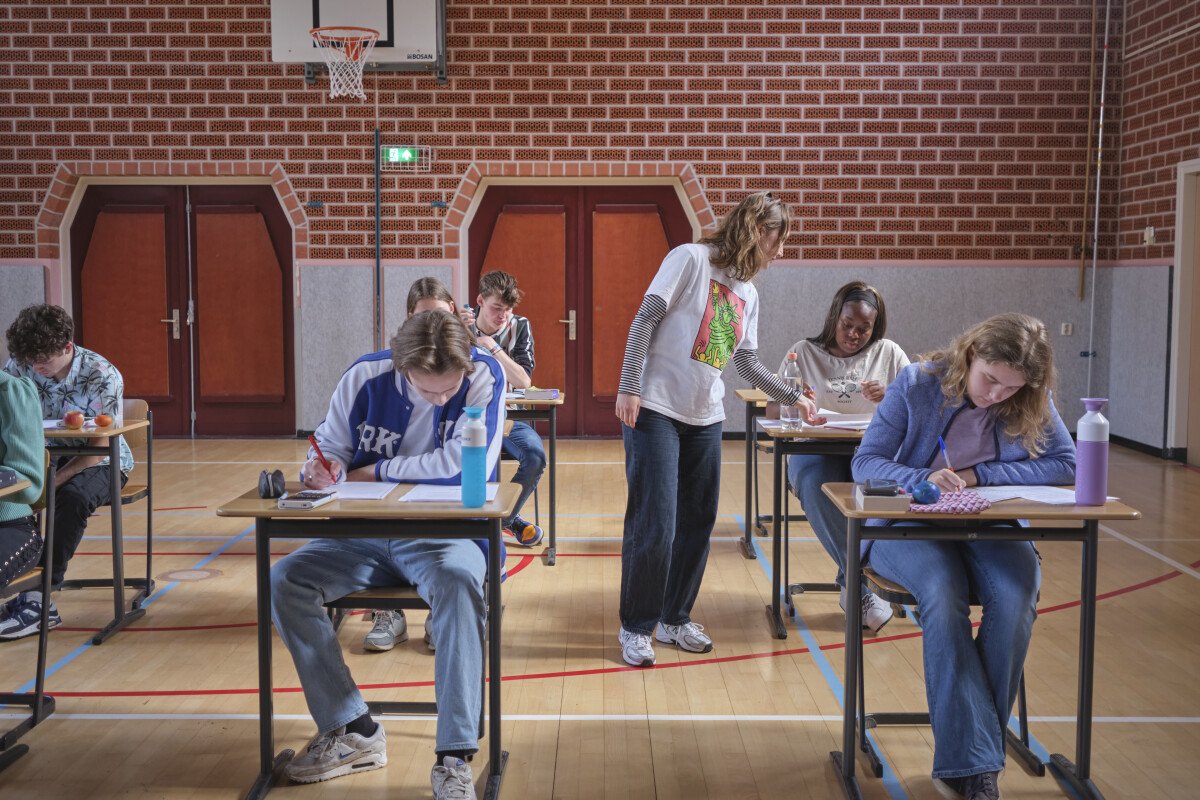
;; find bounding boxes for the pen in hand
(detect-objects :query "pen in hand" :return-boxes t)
[307,435,336,481]
[938,435,953,472]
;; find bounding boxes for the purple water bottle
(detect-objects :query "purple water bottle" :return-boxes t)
[1075,398,1109,506]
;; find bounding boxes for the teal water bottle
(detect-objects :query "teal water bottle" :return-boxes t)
[461,406,487,508]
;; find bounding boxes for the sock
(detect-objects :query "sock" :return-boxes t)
[435,749,475,766]
[345,712,376,738]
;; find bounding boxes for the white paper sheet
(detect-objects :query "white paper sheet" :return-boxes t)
[973,486,1118,505]
[399,483,499,502]
[333,482,399,501]
[43,419,99,430]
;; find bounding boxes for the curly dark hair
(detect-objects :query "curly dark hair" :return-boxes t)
[477,270,523,307]
[6,304,74,364]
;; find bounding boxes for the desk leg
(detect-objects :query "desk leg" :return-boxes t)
[246,520,292,800]
[765,443,787,639]
[484,518,509,800]
[92,436,145,645]
[1049,521,1105,799]
[740,402,756,559]
[830,517,864,799]
[545,408,557,566]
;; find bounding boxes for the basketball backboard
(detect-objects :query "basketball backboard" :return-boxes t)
[270,0,446,82]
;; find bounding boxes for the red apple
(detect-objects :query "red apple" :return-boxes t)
[94,413,113,428]
[62,410,85,429]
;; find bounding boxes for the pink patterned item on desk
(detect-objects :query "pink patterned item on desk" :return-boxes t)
[909,490,992,514]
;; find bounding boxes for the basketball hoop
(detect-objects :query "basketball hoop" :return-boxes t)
[309,26,379,100]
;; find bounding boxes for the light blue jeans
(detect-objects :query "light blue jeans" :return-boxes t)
[270,537,485,753]
[501,421,546,527]
[787,453,870,594]
[866,537,1040,779]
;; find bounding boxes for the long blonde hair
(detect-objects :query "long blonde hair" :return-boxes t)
[699,192,791,282]
[921,313,1058,454]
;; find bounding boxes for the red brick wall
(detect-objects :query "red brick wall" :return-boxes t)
[1115,0,1200,262]
[0,1,1121,262]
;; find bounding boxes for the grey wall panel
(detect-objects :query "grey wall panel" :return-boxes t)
[0,266,47,365]
[382,264,455,340]
[298,266,373,431]
[724,266,1114,439]
[1107,266,1171,448]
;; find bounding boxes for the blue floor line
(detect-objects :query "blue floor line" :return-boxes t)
[12,524,254,693]
[737,515,909,800]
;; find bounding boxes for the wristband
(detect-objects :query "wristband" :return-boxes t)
[489,345,501,355]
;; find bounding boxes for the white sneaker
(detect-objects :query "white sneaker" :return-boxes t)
[363,609,408,652]
[840,587,894,633]
[862,592,894,634]
[618,627,656,667]
[284,723,387,784]
[431,755,475,799]
[654,621,713,653]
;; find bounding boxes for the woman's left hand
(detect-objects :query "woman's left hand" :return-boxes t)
[861,379,885,403]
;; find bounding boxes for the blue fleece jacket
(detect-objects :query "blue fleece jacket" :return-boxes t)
[851,362,1076,555]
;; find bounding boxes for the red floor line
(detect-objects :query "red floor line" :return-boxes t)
[154,506,209,511]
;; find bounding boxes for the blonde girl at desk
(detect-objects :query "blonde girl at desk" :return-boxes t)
[851,313,1075,800]
[780,280,910,633]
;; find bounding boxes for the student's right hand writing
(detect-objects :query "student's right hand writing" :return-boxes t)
[302,457,342,489]
[615,393,641,428]
[927,468,966,493]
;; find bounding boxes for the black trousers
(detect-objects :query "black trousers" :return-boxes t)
[48,459,127,587]
[0,516,41,593]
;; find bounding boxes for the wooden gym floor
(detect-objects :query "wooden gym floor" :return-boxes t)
[0,439,1196,799]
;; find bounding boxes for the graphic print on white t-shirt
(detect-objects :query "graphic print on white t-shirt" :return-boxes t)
[690,279,745,371]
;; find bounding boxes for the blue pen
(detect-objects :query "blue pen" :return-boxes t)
[938,435,954,472]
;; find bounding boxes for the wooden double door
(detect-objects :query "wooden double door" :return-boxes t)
[70,184,295,436]
[469,185,692,436]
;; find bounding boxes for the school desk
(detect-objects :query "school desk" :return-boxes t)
[757,419,865,638]
[505,392,563,565]
[217,482,519,800]
[821,482,1140,800]
[44,419,153,644]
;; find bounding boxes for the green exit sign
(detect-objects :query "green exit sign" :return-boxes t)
[379,144,429,172]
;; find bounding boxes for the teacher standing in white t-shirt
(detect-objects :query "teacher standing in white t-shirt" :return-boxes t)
[613,192,820,668]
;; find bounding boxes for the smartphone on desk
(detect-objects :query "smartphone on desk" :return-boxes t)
[277,490,337,510]
[862,478,900,496]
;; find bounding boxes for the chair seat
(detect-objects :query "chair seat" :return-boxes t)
[863,567,981,607]
[121,483,148,505]
[3,568,43,599]
[324,585,429,612]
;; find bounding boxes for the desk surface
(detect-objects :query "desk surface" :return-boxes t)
[757,419,866,441]
[44,419,149,438]
[505,395,565,407]
[735,388,770,404]
[821,482,1141,521]
[0,480,32,500]
[217,482,520,520]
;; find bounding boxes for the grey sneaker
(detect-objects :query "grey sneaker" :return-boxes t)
[431,755,474,799]
[363,609,408,652]
[284,723,387,784]
[618,627,655,667]
[654,621,713,653]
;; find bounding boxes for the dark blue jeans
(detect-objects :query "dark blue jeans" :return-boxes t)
[501,421,546,527]
[619,407,722,635]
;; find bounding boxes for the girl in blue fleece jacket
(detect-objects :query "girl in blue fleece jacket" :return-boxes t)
[851,313,1075,800]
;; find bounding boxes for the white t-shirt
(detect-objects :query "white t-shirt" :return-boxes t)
[778,338,910,415]
[639,243,760,426]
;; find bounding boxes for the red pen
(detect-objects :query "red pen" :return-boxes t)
[308,435,334,476]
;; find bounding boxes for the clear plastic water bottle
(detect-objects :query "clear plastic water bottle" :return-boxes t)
[780,352,804,430]
[1075,398,1109,506]
[461,406,487,508]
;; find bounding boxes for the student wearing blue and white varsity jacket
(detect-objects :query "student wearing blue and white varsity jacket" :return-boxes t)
[270,311,506,799]
[851,314,1075,800]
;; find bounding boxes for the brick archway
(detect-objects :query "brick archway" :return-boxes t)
[441,162,714,261]
[35,161,308,262]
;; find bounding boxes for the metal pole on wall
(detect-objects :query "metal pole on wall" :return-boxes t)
[374,124,382,352]
[1085,0,1113,397]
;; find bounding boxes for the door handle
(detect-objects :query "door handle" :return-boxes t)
[160,309,180,340]
[558,309,576,341]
